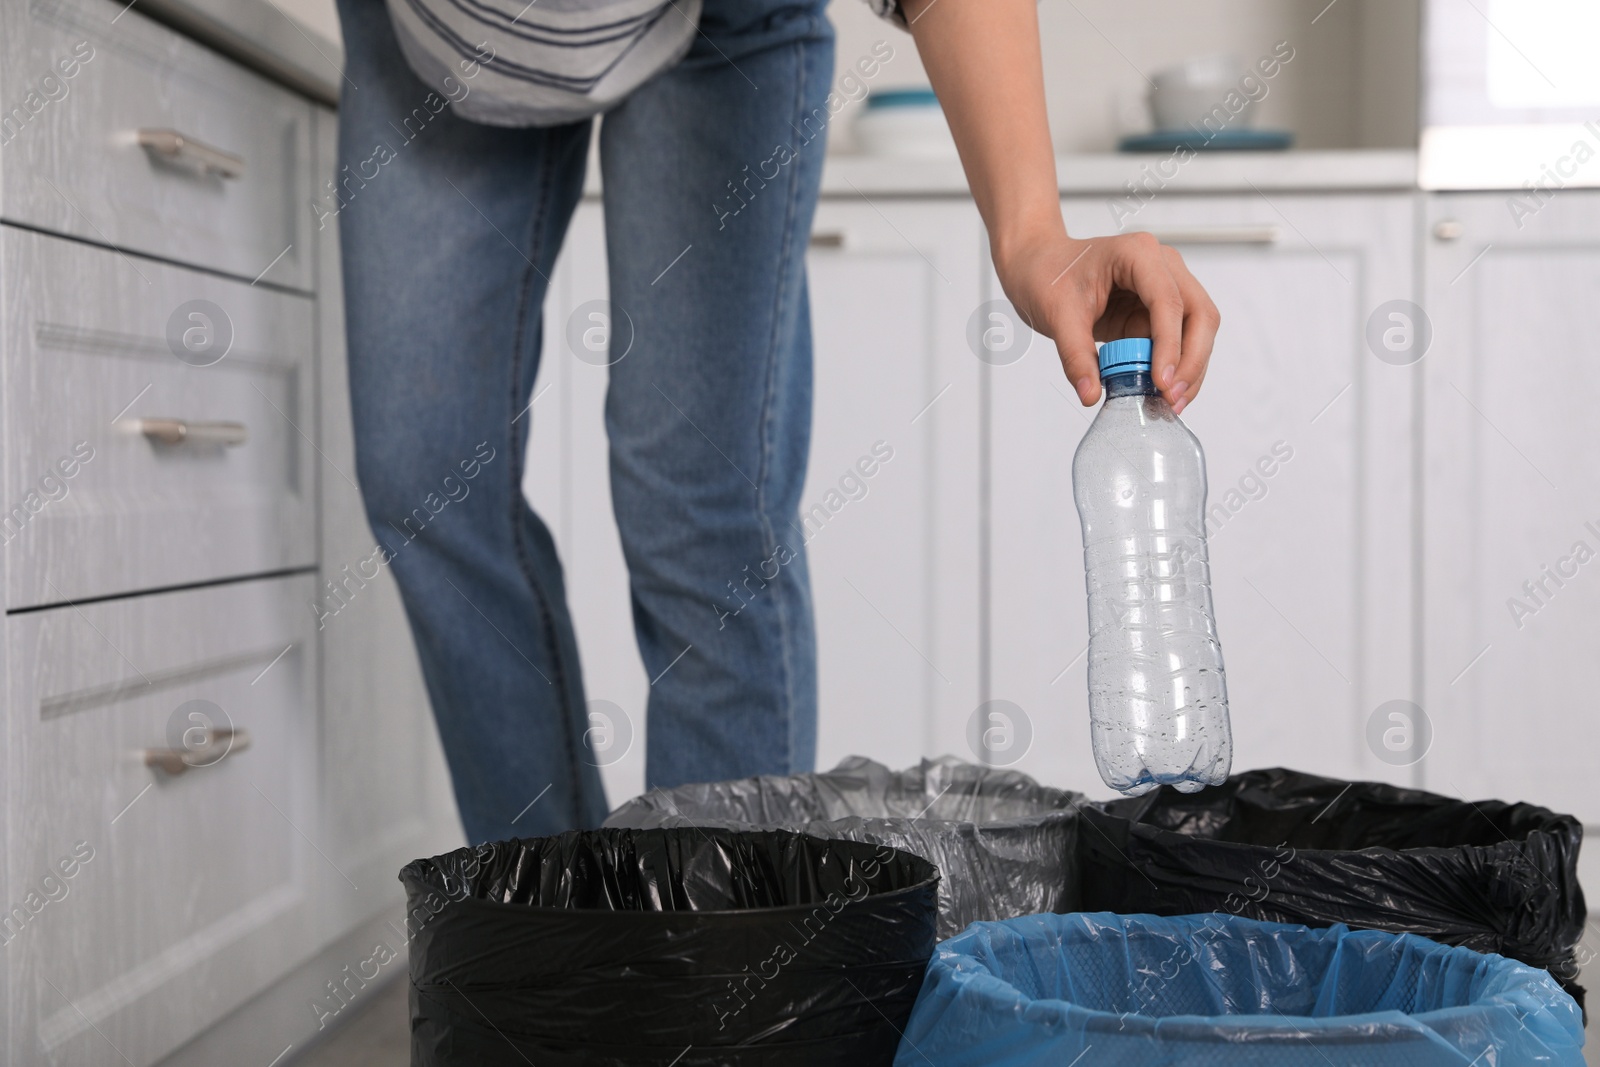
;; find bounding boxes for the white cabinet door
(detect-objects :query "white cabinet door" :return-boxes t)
[312,109,462,926]
[5,576,319,1067]
[526,202,651,806]
[528,199,985,798]
[989,193,1418,798]
[1421,191,1600,823]
[804,200,984,772]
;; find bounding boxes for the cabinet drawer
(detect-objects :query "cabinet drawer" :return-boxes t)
[0,0,314,288]
[2,227,316,609]
[5,575,321,1066]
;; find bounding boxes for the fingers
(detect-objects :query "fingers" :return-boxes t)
[1030,243,1103,405]
[1161,247,1220,415]
[1055,322,1103,405]
[1004,232,1217,410]
[1111,233,1185,390]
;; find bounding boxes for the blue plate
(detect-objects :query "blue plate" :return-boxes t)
[1118,128,1293,153]
[865,88,940,110]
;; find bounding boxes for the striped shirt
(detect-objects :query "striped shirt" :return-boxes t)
[388,0,901,127]
[387,0,705,126]
[860,0,906,26]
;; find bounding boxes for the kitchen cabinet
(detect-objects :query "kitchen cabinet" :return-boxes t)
[5,576,320,1067]
[523,202,651,805]
[522,204,688,804]
[310,108,461,928]
[0,0,314,288]
[0,7,459,1063]
[988,193,1419,796]
[0,228,317,609]
[530,199,986,802]
[799,200,985,772]
[1420,190,1600,824]
[540,190,1426,803]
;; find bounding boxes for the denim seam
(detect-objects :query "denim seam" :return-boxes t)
[752,36,811,774]
[507,134,586,823]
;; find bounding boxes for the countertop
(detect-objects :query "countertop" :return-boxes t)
[819,150,1419,197]
[576,149,1419,199]
[139,0,343,106]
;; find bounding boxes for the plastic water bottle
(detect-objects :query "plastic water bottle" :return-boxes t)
[1072,338,1231,795]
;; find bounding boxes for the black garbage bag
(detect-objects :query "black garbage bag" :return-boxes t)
[1078,767,1586,1002]
[399,827,940,1067]
[605,756,1085,939]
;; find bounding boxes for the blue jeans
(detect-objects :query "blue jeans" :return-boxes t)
[334,0,832,844]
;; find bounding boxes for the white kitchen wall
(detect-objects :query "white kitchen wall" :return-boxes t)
[272,0,341,46]
[830,0,1418,151]
[276,0,1418,152]
[1356,0,1422,148]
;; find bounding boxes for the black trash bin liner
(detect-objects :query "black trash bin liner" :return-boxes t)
[605,755,1085,940]
[399,827,940,1067]
[1078,767,1586,1002]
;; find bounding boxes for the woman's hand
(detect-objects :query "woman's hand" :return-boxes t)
[993,228,1220,413]
[902,0,1220,413]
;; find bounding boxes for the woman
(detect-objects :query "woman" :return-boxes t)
[334,0,1220,844]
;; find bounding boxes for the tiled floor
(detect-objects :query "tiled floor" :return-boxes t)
[287,972,408,1067]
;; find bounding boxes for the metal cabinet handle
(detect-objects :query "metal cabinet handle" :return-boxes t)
[809,230,847,249]
[134,418,248,446]
[1141,225,1282,245]
[136,128,246,180]
[144,727,251,775]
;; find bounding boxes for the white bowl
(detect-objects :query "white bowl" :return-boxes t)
[853,94,959,159]
[1151,53,1242,93]
[1148,55,1257,132]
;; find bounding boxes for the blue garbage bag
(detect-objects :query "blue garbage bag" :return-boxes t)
[896,912,1585,1067]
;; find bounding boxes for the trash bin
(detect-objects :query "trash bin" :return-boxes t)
[1077,767,1587,999]
[399,827,939,1067]
[605,755,1085,940]
[897,911,1586,1066]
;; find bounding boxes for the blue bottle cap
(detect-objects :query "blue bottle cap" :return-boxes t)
[1098,337,1152,378]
